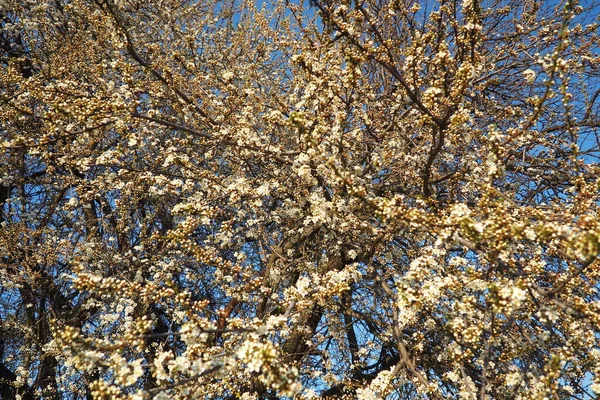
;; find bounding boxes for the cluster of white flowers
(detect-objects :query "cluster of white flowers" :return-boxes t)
[356,369,396,400]
[498,285,528,310]
[110,354,144,386]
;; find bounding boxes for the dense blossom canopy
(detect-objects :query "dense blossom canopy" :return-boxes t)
[1,0,600,399]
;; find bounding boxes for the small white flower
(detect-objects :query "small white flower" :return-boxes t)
[153,392,171,400]
[222,71,234,81]
[154,351,173,381]
[524,227,537,240]
[256,184,270,196]
[505,371,521,386]
[523,69,537,83]
[472,222,484,233]
[451,203,471,217]
[512,287,527,306]
[347,249,357,260]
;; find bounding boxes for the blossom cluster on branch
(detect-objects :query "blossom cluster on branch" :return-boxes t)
[1,0,600,399]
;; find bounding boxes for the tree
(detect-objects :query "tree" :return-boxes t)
[1,0,599,398]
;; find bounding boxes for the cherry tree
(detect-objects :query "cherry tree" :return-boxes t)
[1,0,600,399]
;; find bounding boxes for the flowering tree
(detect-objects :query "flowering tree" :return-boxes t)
[1,0,600,398]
